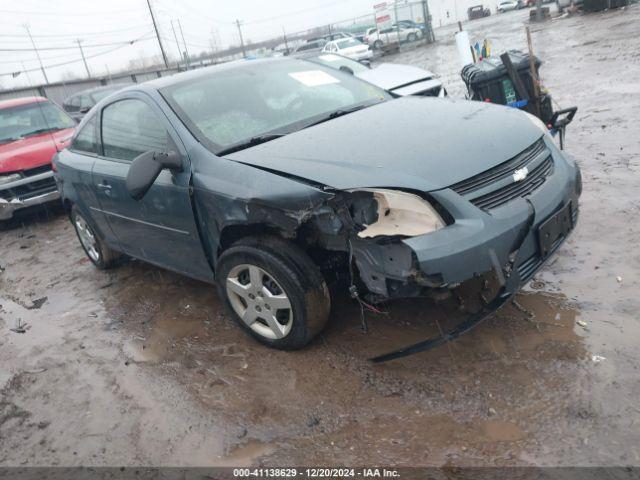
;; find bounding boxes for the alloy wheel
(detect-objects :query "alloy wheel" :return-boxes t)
[226,264,293,340]
[74,215,100,262]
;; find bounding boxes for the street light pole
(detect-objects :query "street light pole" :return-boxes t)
[235,19,246,57]
[76,39,91,77]
[24,24,48,84]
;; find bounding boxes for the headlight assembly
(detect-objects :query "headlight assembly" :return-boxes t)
[347,188,446,238]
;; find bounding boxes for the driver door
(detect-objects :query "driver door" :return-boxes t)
[91,93,213,282]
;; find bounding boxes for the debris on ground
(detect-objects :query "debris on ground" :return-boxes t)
[591,355,606,364]
[26,297,48,310]
[10,319,28,334]
[577,320,588,329]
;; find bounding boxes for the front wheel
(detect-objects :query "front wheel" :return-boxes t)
[373,40,383,50]
[407,33,417,42]
[71,205,121,269]
[216,236,330,350]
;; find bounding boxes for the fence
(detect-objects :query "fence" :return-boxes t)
[0,67,182,105]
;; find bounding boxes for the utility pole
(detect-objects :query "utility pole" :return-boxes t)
[24,24,48,84]
[282,26,289,54]
[235,19,246,57]
[177,19,190,66]
[146,0,169,68]
[170,20,182,67]
[76,39,91,77]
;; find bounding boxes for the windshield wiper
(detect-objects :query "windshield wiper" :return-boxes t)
[217,133,286,156]
[303,104,370,129]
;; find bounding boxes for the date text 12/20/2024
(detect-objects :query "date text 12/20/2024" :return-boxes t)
[233,468,401,478]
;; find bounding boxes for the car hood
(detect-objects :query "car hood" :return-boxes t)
[0,128,75,173]
[356,63,435,91]
[225,97,546,192]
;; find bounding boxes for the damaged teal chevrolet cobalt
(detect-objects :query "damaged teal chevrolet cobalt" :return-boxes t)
[53,57,581,361]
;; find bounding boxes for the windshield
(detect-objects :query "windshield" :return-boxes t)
[162,59,390,152]
[312,54,369,74]
[337,38,361,49]
[0,101,75,144]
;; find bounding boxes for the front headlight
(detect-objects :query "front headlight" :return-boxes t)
[348,188,446,238]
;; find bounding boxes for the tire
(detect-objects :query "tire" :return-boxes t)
[216,235,331,350]
[373,40,383,50]
[407,33,417,42]
[70,205,121,269]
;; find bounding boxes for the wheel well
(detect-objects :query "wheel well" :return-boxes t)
[217,224,284,255]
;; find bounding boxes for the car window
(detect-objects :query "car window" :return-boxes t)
[71,115,99,154]
[101,99,168,161]
[162,59,390,151]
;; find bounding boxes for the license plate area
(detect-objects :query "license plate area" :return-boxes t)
[538,202,573,258]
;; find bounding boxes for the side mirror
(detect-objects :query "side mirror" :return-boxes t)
[339,65,355,75]
[80,107,91,114]
[126,150,182,200]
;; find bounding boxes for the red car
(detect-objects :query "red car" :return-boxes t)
[0,97,75,220]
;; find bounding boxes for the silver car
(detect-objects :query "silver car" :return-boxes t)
[302,53,446,97]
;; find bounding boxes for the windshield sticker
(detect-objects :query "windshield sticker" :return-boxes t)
[289,70,340,87]
[318,54,340,62]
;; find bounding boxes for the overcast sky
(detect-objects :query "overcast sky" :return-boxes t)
[0,0,386,89]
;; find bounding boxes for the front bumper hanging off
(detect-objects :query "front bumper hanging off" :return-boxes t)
[369,197,578,363]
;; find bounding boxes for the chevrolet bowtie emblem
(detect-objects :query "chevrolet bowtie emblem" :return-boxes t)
[513,166,529,182]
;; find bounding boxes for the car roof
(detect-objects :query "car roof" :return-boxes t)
[138,57,306,92]
[0,96,48,110]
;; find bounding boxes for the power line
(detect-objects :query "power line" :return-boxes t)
[0,32,155,77]
[0,7,146,17]
[0,24,153,39]
[0,35,160,52]
[154,0,232,25]
[242,0,346,25]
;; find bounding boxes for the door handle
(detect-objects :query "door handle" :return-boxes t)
[97,182,112,195]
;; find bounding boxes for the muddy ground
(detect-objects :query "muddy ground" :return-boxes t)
[1,5,639,468]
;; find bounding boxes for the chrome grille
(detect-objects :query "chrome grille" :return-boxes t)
[0,165,56,201]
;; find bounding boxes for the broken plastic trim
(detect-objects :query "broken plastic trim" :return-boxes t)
[370,287,514,363]
[371,201,537,363]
